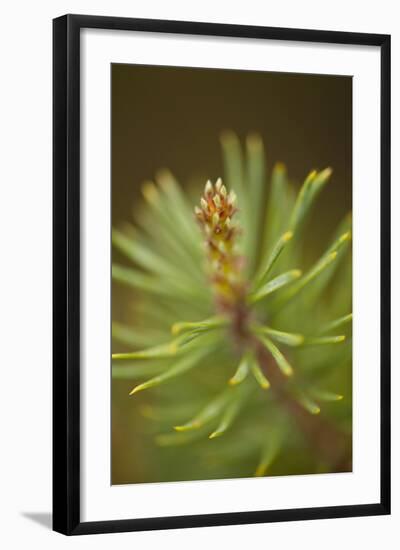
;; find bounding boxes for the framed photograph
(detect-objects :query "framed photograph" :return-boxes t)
[53,14,390,535]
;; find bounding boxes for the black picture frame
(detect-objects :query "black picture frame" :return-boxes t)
[53,14,391,535]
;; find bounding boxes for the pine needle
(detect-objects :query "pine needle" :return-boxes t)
[129,346,211,395]
[302,335,346,346]
[209,385,251,439]
[257,334,294,377]
[254,230,294,289]
[289,168,332,233]
[229,354,250,386]
[171,316,227,336]
[253,326,304,346]
[251,361,271,390]
[310,388,344,402]
[174,389,233,432]
[249,269,302,303]
[319,313,353,334]
[296,392,321,415]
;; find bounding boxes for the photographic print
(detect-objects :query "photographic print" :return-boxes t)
[53,16,390,534]
[111,64,352,485]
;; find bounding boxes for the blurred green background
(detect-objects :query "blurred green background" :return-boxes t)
[111,63,352,485]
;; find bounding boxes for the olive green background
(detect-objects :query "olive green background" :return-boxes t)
[111,64,352,484]
[112,64,352,237]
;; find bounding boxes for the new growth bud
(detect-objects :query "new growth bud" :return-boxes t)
[205,180,214,196]
[228,190,237,207]
[195,178,245,311]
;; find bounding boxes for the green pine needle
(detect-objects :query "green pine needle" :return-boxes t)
[174,389,233,432]
[257,335,294,377]
[129,346,212,395]
[320,313,353,334]
[253,325,304,346]
[302,335,346,346]
[254,230,294,289]
[248,269,302,303]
